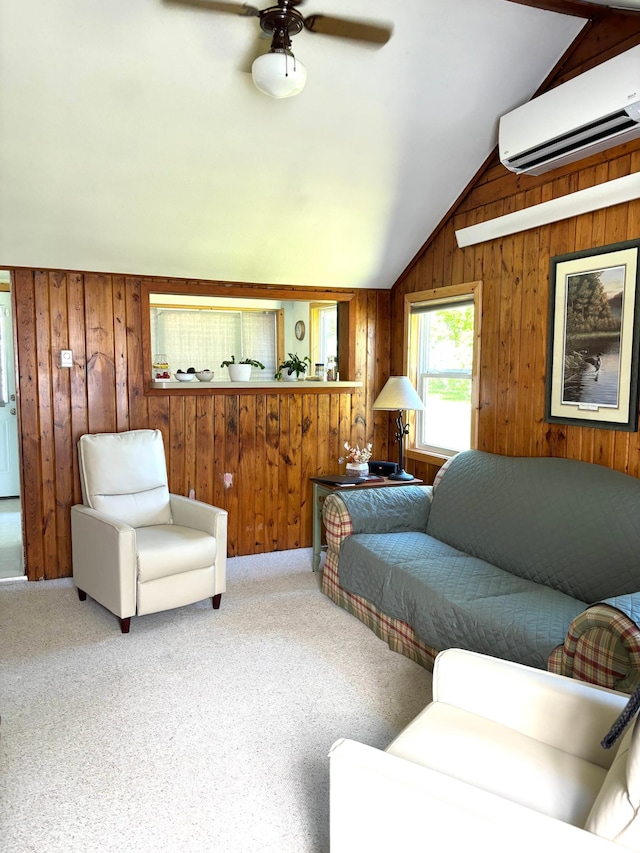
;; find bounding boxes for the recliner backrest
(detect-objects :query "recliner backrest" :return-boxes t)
[78,430,172,528]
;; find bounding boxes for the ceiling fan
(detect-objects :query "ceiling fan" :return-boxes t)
[166,0,393,98]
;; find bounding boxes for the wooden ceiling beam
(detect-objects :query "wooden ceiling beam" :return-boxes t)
[505,0,624,19]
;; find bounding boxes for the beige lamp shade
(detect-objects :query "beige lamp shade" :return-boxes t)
[372,376,424,411]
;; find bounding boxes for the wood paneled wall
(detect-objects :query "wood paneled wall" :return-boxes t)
[392,17,640,486]
[12,271,390,580]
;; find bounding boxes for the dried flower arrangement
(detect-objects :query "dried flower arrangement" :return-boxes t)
[339,441,373,464]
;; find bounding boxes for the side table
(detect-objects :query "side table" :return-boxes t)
[310,475,424,571]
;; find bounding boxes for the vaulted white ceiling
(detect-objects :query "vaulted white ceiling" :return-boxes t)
[0,0,584,289]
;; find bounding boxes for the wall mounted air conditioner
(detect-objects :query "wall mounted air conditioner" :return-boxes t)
[499,45,640,176]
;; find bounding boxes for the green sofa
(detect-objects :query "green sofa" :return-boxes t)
[321,449,640,693]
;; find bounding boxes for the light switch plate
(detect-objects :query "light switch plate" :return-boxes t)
[59,349,73,368]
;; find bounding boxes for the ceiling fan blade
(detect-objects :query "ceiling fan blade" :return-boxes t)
[164,0,260,17]
[303,14,392,45]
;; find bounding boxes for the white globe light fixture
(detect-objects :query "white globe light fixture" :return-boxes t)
[252,49,307,99]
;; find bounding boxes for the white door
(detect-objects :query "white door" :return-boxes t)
[0,293,20,496]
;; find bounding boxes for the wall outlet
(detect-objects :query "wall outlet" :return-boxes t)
[59,349,73,368]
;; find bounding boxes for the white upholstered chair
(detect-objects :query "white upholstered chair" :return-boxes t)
[330,648,640,852]
[71,429,227,633]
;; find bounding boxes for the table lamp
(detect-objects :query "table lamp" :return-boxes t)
[372,376,424,481]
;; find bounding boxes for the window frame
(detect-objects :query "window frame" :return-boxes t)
[140,279,360,394]
[404,281,483,466]
[309,301,338,371]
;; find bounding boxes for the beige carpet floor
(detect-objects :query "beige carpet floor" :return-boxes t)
[0,547,432,853]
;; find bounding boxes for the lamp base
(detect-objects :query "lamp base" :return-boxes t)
[388,469,414,481]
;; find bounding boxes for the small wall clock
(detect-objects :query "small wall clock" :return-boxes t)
[295,320,306,341]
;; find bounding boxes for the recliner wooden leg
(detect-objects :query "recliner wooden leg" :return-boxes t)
[77,588,87,601]
[120,617,131,634]
[212,594,222,610]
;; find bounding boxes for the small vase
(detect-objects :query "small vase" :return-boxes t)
[345,462,369,476]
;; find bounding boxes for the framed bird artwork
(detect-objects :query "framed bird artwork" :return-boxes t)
[545,240,640,432]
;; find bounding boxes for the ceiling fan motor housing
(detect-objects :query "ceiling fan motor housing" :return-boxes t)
[259,1,304,37]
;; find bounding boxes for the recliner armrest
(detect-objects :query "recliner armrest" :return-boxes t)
[71,505,137,619]
[424,649,627,768]
[169,494,227,538]
[169,495,227,590]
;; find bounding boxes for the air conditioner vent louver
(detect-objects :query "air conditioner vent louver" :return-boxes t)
[503,110,639,172]
[499,46,640,176]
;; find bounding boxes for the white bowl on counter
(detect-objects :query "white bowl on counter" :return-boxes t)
[195,370,214,382]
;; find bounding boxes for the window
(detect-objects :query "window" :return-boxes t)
[146,290,343,384]
[309,302,337,371]
[405,282,482,461]
[142,281,358,390]
[151,304,279,380]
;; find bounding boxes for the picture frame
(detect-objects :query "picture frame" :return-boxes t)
[545,240,640,432]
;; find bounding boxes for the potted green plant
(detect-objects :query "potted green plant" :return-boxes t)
[275,353,312,381]
[220,355,265,382]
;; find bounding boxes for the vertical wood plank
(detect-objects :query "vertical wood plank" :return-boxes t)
[277,394,290,552]
[125,277,148,429]
[84,274,116,435]
[34,272,59,578]
[67,273,89,506]
[265,393,280,550]
[211,395,225,510]
[287,392,302,550]
[514,187,541,458]
[224,395,240,556]
[184,396,198,495]
[14,271,45,580]
[112,276,130,433]
[254,394,266,552]
[168,395,186,495]
[49,272,73,576]
[300,393,317,547]
[238,394,256,554]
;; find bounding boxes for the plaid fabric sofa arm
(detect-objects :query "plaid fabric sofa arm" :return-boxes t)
[548,603,640,694]
[323,494,354,553]
[322,486,433,553]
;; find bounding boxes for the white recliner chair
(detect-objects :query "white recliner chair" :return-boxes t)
[330,648,640,852]
[71,429,227,633]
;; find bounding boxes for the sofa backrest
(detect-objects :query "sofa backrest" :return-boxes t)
[426,450,640,603]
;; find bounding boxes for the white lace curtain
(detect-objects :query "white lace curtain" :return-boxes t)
[151,308,277,379]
